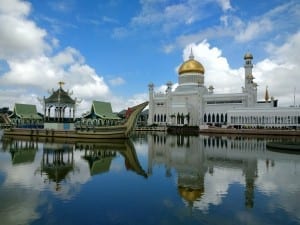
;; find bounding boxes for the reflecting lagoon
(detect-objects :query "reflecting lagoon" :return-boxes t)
[0,133,300,225]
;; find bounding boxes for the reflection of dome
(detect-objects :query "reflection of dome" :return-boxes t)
[178,51,205,75]
[244,52,253,60]
[178,186,204,202]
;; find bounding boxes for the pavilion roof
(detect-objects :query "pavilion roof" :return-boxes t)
[12,149,36,165]
[45,87,75,105]
[83,101,121,120]
[10,103,42,120]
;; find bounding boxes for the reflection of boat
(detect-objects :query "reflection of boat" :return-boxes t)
[3,101,148,139]
[77,139,148,178]
[3,135,147,178]
[1,136,38,165]
[266,141,300,154]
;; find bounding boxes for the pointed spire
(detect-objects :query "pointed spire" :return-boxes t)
[189,47,194,60]
[58,81,65,89]
[265,86,269,102]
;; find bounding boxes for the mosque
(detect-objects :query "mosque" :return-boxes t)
[147,51,300,129]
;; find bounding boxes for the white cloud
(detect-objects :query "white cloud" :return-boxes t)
[179,33,300,106]
[163,44,175,54]
[0,0,147,115]
[235,19,273,43]
[112,27,129,39]
[52,47,84,66]
[0,0,49,60]
[183,41,243,94]
[108,77,125,86]
[193,167,243,212]
[254,32,300,105]
[131,0,208,33]
[48,1,74,13]
[174,1,300,49]
[216,0,232,12]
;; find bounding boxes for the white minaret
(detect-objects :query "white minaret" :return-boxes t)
[244,52,253,91]
[243,52,257,106]
[148,83,154,125]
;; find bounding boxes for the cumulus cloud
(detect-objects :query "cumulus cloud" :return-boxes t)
[0,0,146,115]
[179,34,300,106]
[0,0,49,60]
[254,31,300,105]
[181,40,243,94]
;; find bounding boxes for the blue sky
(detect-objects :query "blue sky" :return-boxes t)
[0,0,299,114]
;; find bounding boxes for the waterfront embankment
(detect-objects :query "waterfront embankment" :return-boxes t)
[200,128,300,136]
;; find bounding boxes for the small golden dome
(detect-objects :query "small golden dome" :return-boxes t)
[178,186,204,202]
[178,50,205,75]
[244,52,253,60]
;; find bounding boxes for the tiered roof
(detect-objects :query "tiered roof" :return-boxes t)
[10,103,42,119]
[45,87,76,105]
[84,101,121,120]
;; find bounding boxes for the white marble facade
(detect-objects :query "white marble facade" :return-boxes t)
[148,52,300,129]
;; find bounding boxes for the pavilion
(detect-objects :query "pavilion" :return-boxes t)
[8,103,43,128]
[78,100,121,127]
[43,82,79,130]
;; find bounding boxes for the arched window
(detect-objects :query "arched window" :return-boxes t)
[208,114,211,122]
[164,114,166,122]
[212,114,215,123]
[154,114,156,122]
[221,114,224,123]
[216,114,220,123]
[204,114,207,123]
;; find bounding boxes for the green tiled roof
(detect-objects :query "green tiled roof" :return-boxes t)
[90,158,113,175]
[45,87,75,105]
[84,101,121,120]
[12,103,42,119]
[12,150,36,165]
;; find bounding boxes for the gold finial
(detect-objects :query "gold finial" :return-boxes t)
[265,86,269,102]
[58,81,65,89]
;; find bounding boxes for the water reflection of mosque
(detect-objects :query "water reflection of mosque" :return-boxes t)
[147,134,300,209]
[1,136,147,191]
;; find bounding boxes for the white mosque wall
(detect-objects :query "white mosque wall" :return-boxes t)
[148,53,300,128]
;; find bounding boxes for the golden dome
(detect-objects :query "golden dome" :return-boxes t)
[244,52,253,60]
[178,51,205,75]
[178,186,204,202]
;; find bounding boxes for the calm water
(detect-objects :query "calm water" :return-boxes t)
[0,132,300,225]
